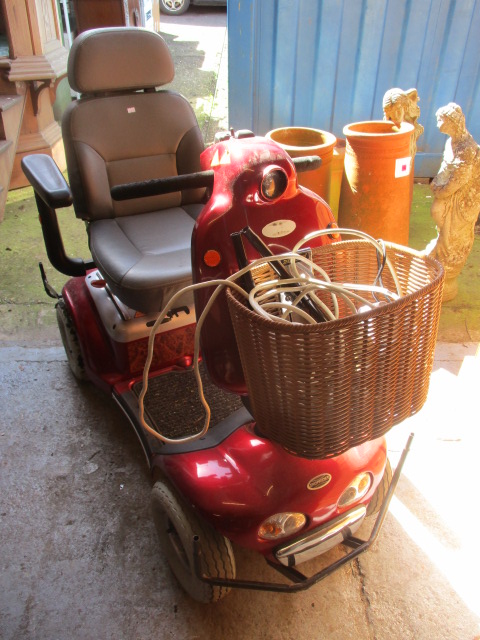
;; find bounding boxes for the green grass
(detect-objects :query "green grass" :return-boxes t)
[0,183,90,339]
[409,183,437,250]
[1,179,478,343]
[1,184,90,304]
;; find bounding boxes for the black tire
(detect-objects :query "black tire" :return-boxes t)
[56,300,87,381]
[159,0,190,15]
[366,458,392,517]
[151,479,235,602]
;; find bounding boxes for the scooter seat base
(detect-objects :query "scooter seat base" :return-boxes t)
[86,270,195,343]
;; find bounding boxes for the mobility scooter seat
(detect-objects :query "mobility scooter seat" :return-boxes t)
[63,27,206,312]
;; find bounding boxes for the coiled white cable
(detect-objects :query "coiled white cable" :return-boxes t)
[293,228,403,295]
[138,232,401,444]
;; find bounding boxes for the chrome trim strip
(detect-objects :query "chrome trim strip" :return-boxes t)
[276,506,367,566]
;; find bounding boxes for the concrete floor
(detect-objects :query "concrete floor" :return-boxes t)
[1,343,479,639]
[2,6,480,640]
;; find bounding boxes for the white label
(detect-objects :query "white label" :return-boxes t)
[395,156,411,178]
[262,219,296,238]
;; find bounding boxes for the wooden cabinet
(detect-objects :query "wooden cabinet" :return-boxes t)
[1,0,68,189]
[73,0,143,33]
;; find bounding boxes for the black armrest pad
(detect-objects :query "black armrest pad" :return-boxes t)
[21,154,73,209]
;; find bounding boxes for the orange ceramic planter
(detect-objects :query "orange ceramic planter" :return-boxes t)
[266,127,336,204]
[329,138,346,220]
[338,121,414,245]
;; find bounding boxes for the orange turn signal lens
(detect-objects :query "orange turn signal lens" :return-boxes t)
[327,222,341,240]
[258,512,307,541]
[204,249,221,267]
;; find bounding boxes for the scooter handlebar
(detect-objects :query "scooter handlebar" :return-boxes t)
[110,156,321,201]
[110,170,215,201]
[292,155,322,173]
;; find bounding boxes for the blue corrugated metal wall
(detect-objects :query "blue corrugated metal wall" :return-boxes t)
[228,0,480,176]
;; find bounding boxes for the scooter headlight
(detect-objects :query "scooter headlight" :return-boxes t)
[338,473,372,508]
[258,512,307,540]
[260,166,288,201]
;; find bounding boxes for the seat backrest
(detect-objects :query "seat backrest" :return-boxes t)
[63,27,205,221]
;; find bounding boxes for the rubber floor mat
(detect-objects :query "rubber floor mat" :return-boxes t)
[132,364,243,440]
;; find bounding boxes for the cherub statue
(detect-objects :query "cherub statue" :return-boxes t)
[382,87,424,157]
[383,88,409,127]
[403,88,424,157]
[426,103,480,300]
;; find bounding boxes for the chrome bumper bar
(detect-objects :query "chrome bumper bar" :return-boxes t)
[275,505,367,567]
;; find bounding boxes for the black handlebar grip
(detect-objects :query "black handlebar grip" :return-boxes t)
[292,155,322,173]
[111,170,215,201]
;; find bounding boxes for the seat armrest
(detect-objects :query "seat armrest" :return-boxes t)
[21,154,73,209]
[21,154,94,278]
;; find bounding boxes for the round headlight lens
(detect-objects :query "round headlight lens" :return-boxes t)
[260,167,288,201]
[338,473,372,508]
[258,512,307,540]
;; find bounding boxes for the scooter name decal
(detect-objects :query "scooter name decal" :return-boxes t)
[262,219,296,238]
[307,474,332,491]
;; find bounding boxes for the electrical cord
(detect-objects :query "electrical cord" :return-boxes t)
[138,231,402,444]
[292,228,403,295]
[373,238,387,302]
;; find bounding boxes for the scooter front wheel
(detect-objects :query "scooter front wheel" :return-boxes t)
[151,479,235,603]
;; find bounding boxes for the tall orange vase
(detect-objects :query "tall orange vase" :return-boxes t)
[338,121,414,245]
[266,127,337,204]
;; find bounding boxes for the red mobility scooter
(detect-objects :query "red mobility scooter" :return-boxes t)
[22,27,443,602]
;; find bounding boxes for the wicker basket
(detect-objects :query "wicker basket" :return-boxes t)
[226,240,444,459]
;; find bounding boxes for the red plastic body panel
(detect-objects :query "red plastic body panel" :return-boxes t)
[192,136,337,393]
[155,426,387,554]
[62,276,195,391]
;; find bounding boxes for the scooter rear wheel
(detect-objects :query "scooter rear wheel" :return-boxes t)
[56,300,87,381]
[151,479,235,603]
[366,458,392,517]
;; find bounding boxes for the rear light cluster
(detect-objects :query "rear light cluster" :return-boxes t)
[338,473,372,508]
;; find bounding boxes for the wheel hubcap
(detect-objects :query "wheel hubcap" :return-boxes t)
[165,0,184,9]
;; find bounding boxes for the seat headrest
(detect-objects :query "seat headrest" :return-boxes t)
[68,27,174,94]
